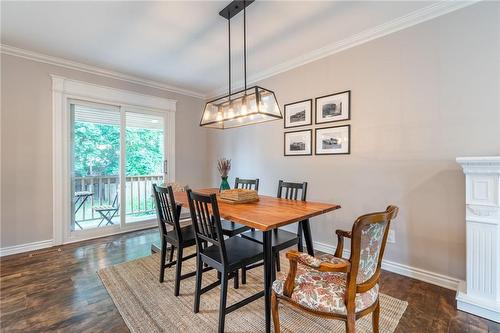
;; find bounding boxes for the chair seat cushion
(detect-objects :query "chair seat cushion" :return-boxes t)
[241,229,299,251]
[272,254,379,315]
[220,219,251,236]
[202,236,263,269]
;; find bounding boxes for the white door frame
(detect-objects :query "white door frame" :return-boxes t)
[51,75,176,245]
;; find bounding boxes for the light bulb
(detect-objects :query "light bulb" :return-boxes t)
[216,113,223,121]
[204,112,210,120]
[241,104,248,115]
[258,102,266,112]
[227,108,234,119]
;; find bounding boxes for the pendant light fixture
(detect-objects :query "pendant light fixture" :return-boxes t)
[200,0,282,129]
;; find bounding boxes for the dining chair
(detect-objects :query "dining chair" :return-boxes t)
[187,189,265,333]
[219,177,260,237]
[240,180,307,284]
[271,206,399,333]
[152,184,201,296]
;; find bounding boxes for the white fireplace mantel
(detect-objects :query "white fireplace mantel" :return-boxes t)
[456,156,500,323]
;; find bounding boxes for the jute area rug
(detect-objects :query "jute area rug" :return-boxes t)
[98,252,407,333]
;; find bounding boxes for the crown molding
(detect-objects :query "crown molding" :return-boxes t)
[0,44,205,99]
[207,0,480,98]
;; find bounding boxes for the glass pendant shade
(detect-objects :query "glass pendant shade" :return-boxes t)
[200,86,282,129]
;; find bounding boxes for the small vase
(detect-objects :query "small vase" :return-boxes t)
[220,176,230,192]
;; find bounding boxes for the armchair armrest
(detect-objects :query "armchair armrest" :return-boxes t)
[283,250,350,297]
[286,251,350,272]
[335,229,352,238]
[335,229,351,258]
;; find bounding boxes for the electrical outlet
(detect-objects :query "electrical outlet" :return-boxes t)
[387,229,396,243]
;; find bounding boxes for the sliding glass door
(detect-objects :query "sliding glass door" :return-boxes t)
[69,100,166,237]
[125,111,165,224]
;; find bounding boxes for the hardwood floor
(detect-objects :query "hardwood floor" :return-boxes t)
[1,228,499,333]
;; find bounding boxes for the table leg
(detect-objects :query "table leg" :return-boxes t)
[302,219,315,256]
[263,230,273,333]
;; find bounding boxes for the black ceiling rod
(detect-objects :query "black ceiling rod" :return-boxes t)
[228,14,231,99]
[243,0,247,91]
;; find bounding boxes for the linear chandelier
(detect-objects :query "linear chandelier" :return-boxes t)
[200,0,282,129]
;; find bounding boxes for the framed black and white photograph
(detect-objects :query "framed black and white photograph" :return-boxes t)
[315,125,350,155]
[284,99,312,128]
[315,90,350,124]
[284,129,312,156]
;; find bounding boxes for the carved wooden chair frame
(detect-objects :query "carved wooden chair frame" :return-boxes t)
[271,205,399,333]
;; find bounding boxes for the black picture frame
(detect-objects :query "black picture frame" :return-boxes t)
[315,90,351,124]
[315,125,351,155]
[284,129,313,156]
[284,99,312,129]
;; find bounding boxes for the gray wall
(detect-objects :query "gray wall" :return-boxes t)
[207,2,500,280]
[1,54,209,248]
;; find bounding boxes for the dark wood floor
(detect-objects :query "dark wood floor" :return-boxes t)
[1,228,499,333]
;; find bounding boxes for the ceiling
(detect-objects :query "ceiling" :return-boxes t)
[1,1,465,97]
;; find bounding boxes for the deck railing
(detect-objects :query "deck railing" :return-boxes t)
[74,174,163,222]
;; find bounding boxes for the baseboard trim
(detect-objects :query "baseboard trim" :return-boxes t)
[0,224,160,257]
[0,239,54,257]
[314,240,460,291]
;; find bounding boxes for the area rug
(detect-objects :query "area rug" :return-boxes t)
[98,252,407,333]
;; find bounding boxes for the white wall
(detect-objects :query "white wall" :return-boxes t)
[0,54,209,248]
[206,2,500,281]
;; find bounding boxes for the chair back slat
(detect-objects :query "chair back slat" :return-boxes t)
[234,177,260,191]
[152,184,183,241]
[277,180,307,201]
[187,189,227,264]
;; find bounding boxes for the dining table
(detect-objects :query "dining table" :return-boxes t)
[152,188,340,333]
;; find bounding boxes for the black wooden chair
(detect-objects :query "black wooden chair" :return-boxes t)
[153,184,210,296]
[240,180,308,284]
[187,189,264,333]
[219,177,259,237]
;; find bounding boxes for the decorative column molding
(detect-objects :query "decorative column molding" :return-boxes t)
[456,156,500,323]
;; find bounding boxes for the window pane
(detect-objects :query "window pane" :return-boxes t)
[70,101,121,231]
[125,112,164,224]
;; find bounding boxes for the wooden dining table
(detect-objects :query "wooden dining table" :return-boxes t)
[153,188,340,333]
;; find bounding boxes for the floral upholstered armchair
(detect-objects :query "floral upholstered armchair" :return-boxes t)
[271,205,399,333]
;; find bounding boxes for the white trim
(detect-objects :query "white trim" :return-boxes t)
[52,76,65,245]
[165,110,176,182]
[64,222,157,245]
[313,240,461,291]
[1,44,205,99]
[0,223,159,257]
[457,281,500,322]
[51,75,177,111]
[52,75,176,245]
[207,0,480,98]
[0,240,54,257]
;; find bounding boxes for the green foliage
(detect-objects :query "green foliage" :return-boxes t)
[126,127,164,176]
[73,122,163,177]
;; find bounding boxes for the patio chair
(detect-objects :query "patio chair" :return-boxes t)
[94,191,119,227]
